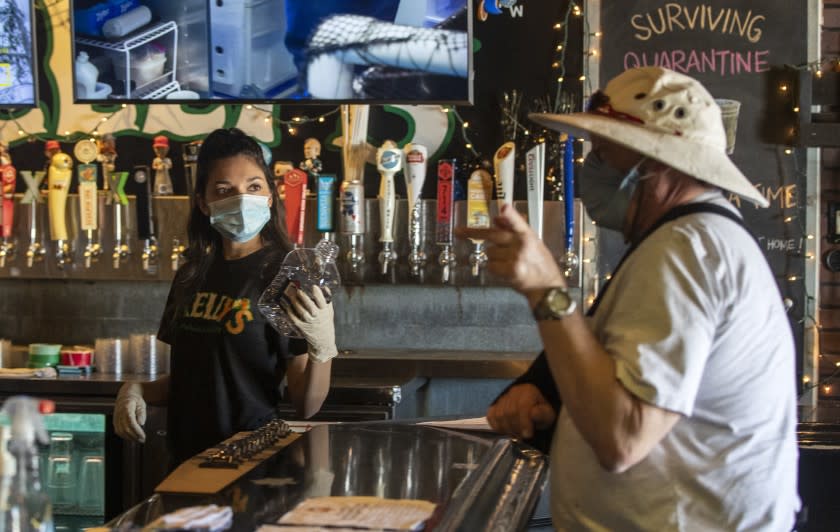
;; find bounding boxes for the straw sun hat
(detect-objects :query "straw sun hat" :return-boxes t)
[529,66,769,208]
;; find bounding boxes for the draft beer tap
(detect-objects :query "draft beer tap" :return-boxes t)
[467,168,492,277]
[339,178,365,272]
[20,169,46,267]
[74,139,102,268]
[284,169,308,248]
[134,165,159,275]
[101,135,130,269]
[171,237,185,272]
[562,136,578,278]
[376,140,401,276]
[404,144,428,277]
[47,152,74,269]
[182,140,202,203]
[109,170,130,269]
[0,143,17,267]
[526,142,546,240]
[315,174,339,262]
[494,141,515,211]
[436,159,456,283]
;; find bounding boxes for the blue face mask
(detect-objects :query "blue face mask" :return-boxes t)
[579,151,647,232]
[208,194,271,243]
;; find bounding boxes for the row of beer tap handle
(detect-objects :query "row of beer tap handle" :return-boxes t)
[284,138,579,284]
[0,135,580,283]
[0,136,192,277]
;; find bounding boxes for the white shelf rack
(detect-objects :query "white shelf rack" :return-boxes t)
[76,21,179,100]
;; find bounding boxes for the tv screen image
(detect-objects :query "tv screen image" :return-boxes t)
[71,0,471,104]
[0,0,37,108]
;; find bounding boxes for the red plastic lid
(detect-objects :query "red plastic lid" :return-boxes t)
[38,400,55,415]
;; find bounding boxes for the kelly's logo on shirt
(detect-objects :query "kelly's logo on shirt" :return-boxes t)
[184,292,254,335]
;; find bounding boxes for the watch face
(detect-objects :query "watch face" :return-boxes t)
[548,288,572,315]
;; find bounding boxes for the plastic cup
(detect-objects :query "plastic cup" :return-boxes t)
[128,334,170,374]
[715,99,741,155]
[94,337,128,374]
[46,433,76,510]
[78,455,105,512]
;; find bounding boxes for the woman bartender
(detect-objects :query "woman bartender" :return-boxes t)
[114,128,336,466]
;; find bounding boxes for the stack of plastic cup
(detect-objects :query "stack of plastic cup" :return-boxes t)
[94,338,128,374]
[128,334,170,375]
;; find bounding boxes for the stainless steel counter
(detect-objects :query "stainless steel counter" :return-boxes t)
[109,422,547,532]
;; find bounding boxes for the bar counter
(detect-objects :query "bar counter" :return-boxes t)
[107,422,548,532]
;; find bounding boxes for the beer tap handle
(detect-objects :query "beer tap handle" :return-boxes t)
[562,136,579,278]
[48,153,74,269]
[1,162,17,267]
[526,143,546,240]
[376,141,401,275]
[436,159,457,283]
[75,139,101,269]
[494,141,515,210]
[404,144,428,276]
[19,171,45,268]
[467,169,492,278]
[110,171,130,269]
[284,169,308,248]
[339,178,365,273]
[134,165,158,274]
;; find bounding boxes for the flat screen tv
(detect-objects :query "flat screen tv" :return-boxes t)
[0,0,38,108]
[71,0,472,104]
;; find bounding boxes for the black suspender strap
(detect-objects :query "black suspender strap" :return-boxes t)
[586,202,754,317]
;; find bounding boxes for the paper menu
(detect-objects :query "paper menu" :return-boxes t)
[270,496,436,531]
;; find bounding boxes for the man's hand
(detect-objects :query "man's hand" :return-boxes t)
[487,383,557,440]
[455,204,566,297]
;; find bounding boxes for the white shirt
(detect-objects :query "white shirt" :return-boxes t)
[551,193,800,531]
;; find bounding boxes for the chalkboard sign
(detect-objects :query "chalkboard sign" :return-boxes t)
[595,0,810,358]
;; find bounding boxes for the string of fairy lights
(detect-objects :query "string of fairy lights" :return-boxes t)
[768,54,840,398]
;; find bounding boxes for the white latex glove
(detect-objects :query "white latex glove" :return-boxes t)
[285,285,338,363]
[114,382,147,443]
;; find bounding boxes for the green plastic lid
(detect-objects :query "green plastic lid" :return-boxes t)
[28,344,62,356]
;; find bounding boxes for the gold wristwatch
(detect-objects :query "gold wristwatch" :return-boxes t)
[532,287,576,320]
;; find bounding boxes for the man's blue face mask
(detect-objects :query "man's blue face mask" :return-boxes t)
[578,151,648,232]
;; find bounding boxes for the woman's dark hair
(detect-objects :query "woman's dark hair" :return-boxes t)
[171,128,291,311]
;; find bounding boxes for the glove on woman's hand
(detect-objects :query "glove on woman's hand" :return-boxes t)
[114,382,147,443]
[286,285,338,363]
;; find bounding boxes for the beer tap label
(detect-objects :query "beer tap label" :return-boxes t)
[406,149,425,164]
[339,180,364,235]
[316,174,336,233]
[283,168,308,246]
[78,164,98,231]
[19,171,45,204]
[467,169,491,230]
[110,171,129,205]
[379,150,401,171]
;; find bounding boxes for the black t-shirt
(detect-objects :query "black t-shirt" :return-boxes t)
[157,247,308,466]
